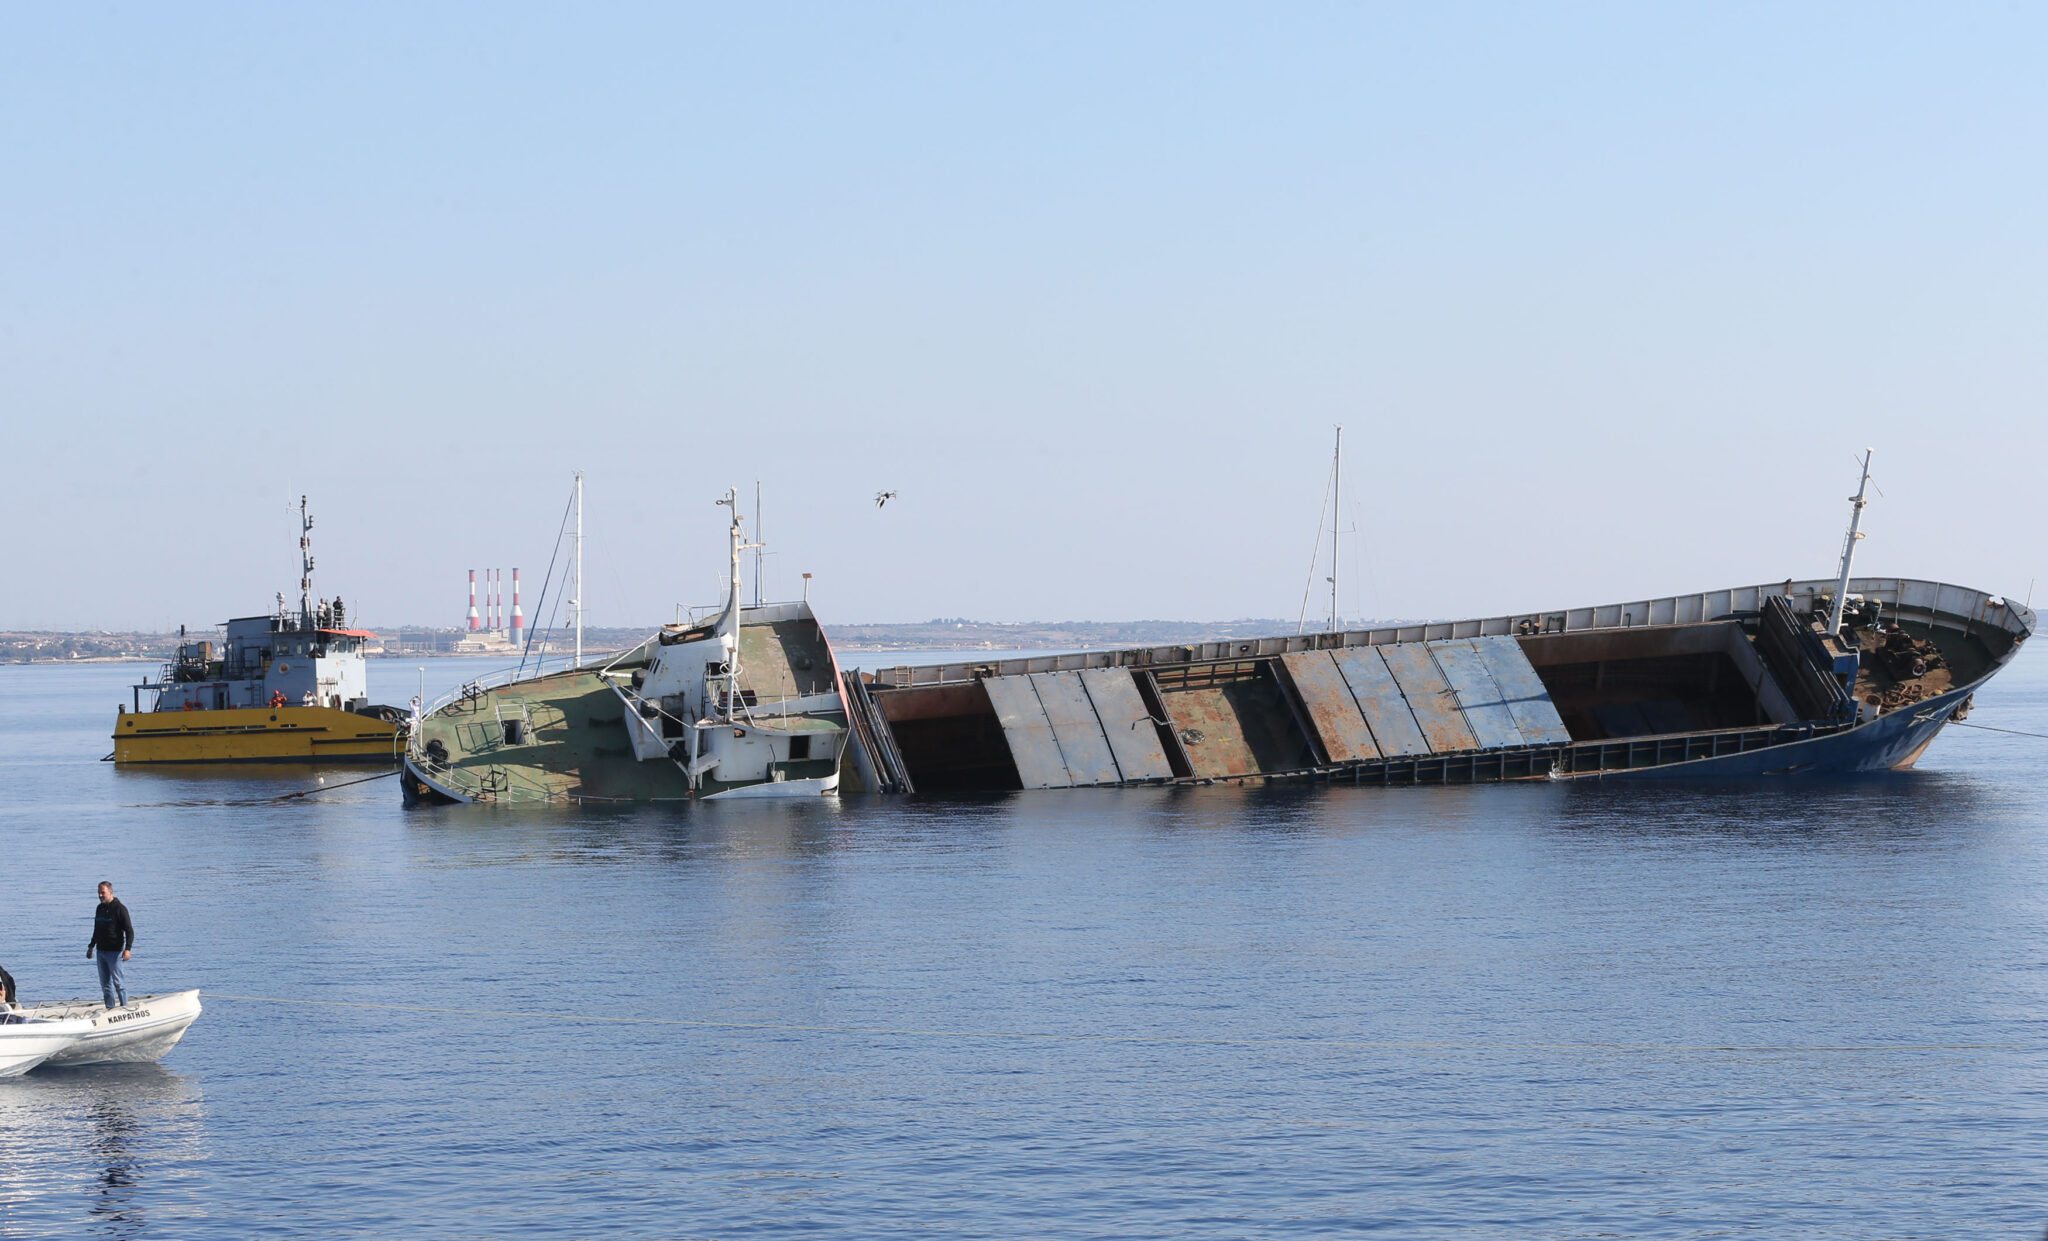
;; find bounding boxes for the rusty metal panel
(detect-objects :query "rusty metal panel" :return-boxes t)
[1429,639,1523,750]
[1279,652,1380,763]
[1028,671,1121,786]
[1469,635,1574,744]
[1331,648,1431,757]
[980,675,1073,789]
[1077,667,1174,781]
[1376,642,1479,753]
[1153,680,1262,777]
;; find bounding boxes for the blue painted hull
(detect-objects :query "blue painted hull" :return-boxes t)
[1594,684,1969,779]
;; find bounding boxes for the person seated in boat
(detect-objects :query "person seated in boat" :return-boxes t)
[0,965,17,1023]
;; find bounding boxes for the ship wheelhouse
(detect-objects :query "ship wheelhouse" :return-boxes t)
[140,611,374,714]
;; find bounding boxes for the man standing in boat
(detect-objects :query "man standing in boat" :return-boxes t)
[86,881,133,1009]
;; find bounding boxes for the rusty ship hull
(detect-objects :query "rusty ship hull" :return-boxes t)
[838,576,2032,792]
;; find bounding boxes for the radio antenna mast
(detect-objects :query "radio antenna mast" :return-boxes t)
[297,496,315,628]
[1827,448,1873,636]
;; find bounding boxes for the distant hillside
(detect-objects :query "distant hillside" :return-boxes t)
[1,632,179,663]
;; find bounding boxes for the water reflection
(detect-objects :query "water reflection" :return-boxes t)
[113,760,397,807]
[0,1064,205,1238]
[1542,771,2011,845]
[86,1089,141,1231]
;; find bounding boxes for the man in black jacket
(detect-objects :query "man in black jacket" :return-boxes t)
[86,881,134,1009]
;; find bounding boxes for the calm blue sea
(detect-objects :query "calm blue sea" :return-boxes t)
[3,651,2047,1239]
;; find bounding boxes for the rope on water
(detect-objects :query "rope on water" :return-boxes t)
[201,993,2031,1054]
[128,770,400,809]
[266,770,399,801]
[1947,721,2048,742]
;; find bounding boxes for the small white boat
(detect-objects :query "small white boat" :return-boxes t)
[13,991,203,1067]
[0,1013,98,1078]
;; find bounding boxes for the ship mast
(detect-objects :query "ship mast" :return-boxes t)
[572,472,584,667]
[714,487,750,718]
[297,495,315,629]
[1827,448,1874,636]
[1329,425,1342,632]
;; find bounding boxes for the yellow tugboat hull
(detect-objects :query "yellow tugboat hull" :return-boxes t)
[111,706,402,764]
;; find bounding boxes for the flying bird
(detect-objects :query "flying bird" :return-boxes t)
[875,490,898,508]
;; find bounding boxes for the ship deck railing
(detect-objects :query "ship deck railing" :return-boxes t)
[1170,719,1855,788]
[413,755,570,804]
[409,654,631,757]
[858,576,2033,691]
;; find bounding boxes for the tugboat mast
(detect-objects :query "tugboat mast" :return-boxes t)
[1827,448,1874,636]
[297,495,316,629]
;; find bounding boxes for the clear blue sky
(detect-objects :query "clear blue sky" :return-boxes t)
[3,3,2043,630]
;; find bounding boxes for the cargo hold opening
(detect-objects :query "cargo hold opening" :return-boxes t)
[875,682,1023,791]
[1147,660,1314,778]
[1516,622,1797,741]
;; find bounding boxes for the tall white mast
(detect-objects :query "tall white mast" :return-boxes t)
[1827,448,1874,636]
[572,471,584,666]
[753,479,763,608]
[715,487,747,717]
[1329,426,1342,632]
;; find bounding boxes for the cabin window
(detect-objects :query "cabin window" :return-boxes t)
[788,735,811,761]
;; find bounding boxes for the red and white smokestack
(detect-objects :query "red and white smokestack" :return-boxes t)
[492,568,501,632]
[468,569,480,631]
[511,568,524,643]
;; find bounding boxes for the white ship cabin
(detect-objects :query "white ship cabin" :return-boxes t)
[141,600,373,713]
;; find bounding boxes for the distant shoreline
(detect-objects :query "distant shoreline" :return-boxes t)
[4,618,1302,664]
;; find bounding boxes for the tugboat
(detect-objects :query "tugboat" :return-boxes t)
[110,498,408,764]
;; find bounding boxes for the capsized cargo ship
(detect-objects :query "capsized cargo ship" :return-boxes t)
[839,575,2030,790]
[837,451,2031,789]
[401,489,849,804]
[110,499,408,764]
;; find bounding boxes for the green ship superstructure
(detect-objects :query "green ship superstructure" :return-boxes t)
[403,489,848,803]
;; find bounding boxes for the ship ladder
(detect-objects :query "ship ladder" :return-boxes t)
[492,696,536,747]
[842,675,914,794]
